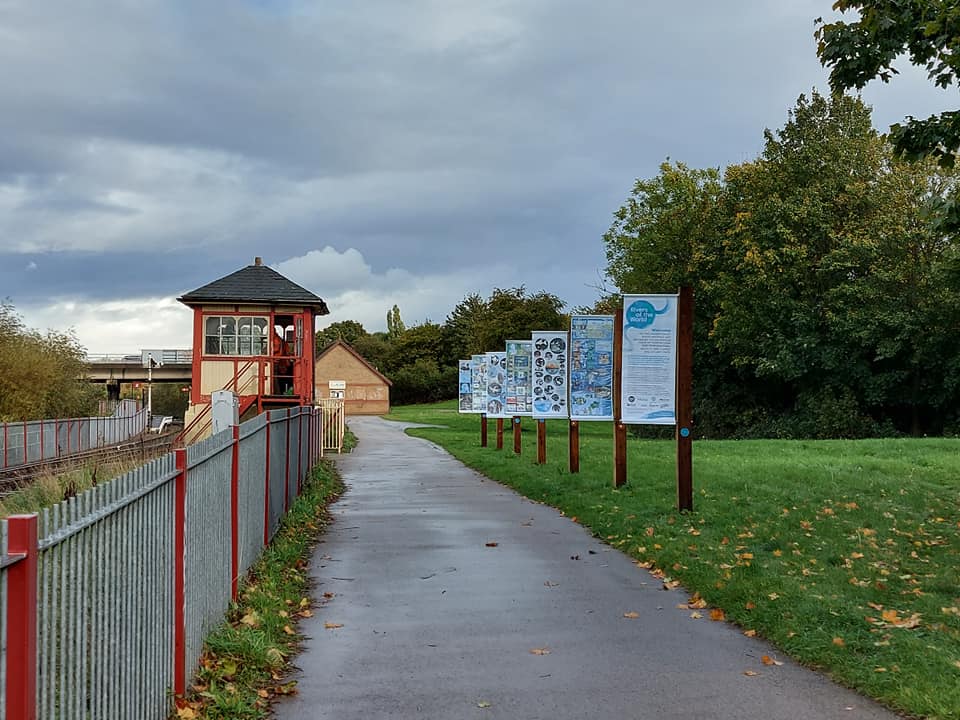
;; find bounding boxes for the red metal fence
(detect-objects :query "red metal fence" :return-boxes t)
[0,405,327,720]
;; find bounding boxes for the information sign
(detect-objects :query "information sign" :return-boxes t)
[621,294,678,424]
[457,359,474,413]
[531,331,569,418]
[569,316,615,421]
[505,340,533,415]
[484,351,509,418]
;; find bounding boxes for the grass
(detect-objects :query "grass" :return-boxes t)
[386,400,960,720]
[0,456,147,517]
[171,459,345,719]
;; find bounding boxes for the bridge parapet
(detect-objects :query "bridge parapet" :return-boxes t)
[86,349,192,365]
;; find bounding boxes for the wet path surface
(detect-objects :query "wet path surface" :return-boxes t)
[274,417,900,720]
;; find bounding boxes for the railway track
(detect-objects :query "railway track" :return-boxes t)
[0,431,180,499]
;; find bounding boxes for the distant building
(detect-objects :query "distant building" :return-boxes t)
[315,340,391,415]
[177,257,329,441]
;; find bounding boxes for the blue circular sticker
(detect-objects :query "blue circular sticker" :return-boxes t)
[625,299,669,330]
[680,427,691,438]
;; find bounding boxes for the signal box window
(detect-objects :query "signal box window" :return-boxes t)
[204,316,268,356]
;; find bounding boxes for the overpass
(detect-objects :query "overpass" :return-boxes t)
[86,349,193,384]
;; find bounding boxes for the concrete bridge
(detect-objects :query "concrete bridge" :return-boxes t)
[86,350,193,401]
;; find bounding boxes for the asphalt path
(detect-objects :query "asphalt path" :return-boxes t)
[274,416,902,720]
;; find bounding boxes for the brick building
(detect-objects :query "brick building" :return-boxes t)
[314,340,391,415]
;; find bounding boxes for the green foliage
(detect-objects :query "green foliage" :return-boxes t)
[386,304,405,339]
[387,359,457,405]
[0,301,99,421]
[472,287,566,351]
[442,292,486,359]
[150,382,189,419]
[816,1,960,168]
[315,320,367,351]
[603,91,960,437]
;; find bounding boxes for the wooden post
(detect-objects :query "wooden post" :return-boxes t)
[480,413,488,447]
[569,420,580,473]
[613,307,627,488]
[496,418,504,450]
[537,419,547,464]
[513,416,521,454]
[676,286,694,511]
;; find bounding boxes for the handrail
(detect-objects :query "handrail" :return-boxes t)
[176,360,258,444]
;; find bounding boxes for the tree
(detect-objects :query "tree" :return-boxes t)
[386,305,406,339]
[816,1,960,168]
[600,91,960,437]
[442,293,486,360]
[0,301,99,421]
[315,320,367,351]
[472,287,566,352]
[388,322,445,369]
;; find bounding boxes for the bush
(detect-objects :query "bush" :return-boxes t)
[389,360,459,406]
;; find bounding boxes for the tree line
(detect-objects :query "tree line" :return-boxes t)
[315,289,566,406]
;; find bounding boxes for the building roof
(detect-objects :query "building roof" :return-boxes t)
[316,339,393,386]
[178,258,330,314]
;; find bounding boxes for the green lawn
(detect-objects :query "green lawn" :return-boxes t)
[386,401,960,720]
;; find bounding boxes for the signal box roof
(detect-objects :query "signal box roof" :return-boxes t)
[178,258,330,314]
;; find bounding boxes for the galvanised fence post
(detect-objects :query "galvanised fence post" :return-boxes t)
[230,425,240,601]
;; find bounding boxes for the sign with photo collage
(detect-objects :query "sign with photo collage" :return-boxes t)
[531,331,569,419]
[484,351,509,418]
[471,354,487,413]
[621,294,678,424]
[457,359,474,413]
[505,340,533,415]
[569,315,615,421]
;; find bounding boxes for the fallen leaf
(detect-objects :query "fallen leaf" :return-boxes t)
[761,655,775,666]
[767,593,780,601]
[745,601,756,610]
[485,542,499,547]
[324,622,344,629]
[689,611,703,619]
[710,608,726,622]
[477,701,492,708]
[298,609,314,618]
[278,610,289,618]
[322,592,335,599]
[240,611,260,627]
[176,707,197,719]
[530,647,550,655]
[257,688,270,698]
[833,637,846,647]
[283,625,295,635]
[623,611,639,619]
[743,629,757,637]
[743,670,760,677]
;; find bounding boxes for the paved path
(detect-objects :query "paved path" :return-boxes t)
[275,417,901,720]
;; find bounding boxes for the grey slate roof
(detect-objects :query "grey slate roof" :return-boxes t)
[178,263,330,314]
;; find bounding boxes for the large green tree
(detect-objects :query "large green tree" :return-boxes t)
[816,1,960,168]
[602,91,960,437]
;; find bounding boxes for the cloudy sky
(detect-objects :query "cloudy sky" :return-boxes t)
[1,1,953,353]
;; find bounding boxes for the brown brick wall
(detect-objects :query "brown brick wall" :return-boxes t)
[315,346,390,415]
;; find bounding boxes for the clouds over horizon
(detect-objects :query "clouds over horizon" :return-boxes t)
[1,0,955,352]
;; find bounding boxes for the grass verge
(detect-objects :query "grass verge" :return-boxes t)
[387,400,960,720]
[0,456,148,516]
[171,459,344,719]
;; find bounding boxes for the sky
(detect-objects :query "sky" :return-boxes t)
[0,1,955,353]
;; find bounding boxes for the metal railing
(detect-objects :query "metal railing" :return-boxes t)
[85,350,193,365]
[0,405,326,720]
[0,410,150,472]
[317,398,345,454]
